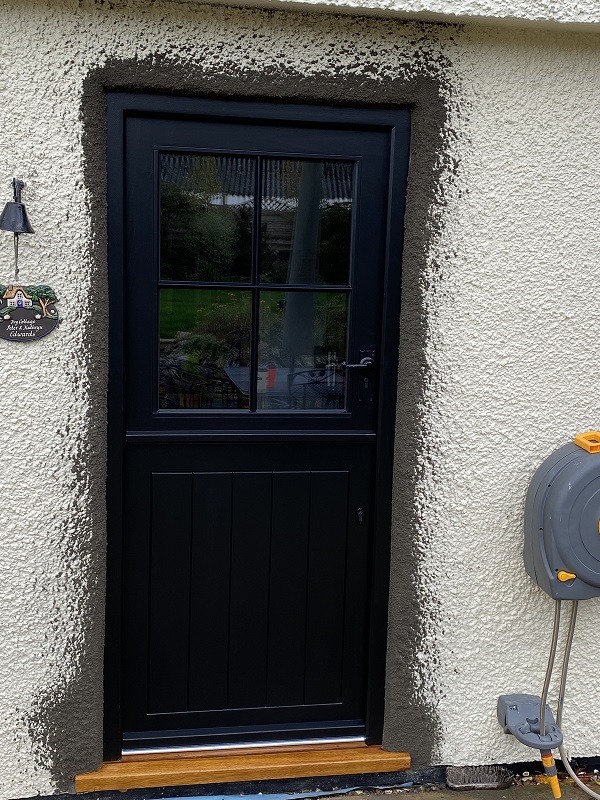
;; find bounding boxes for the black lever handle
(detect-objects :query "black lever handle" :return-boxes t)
[342,357,374,369]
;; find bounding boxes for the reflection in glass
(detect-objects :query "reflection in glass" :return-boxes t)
[257,291,348,410]
[260,160,353,285]
[159,288,251,409]
[160,154,254,282]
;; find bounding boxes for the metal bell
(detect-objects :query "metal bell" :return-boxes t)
[0,179,34,234]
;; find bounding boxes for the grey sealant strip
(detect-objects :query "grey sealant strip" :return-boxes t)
[157,784,413,800]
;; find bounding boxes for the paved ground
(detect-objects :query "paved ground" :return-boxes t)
[357,784,593,800]
[41,770,600,800]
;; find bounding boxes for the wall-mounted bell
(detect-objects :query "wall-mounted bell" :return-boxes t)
[0,179,34,234]
[0,178,35,281]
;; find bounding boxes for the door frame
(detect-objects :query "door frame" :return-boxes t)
[104,92,410,761]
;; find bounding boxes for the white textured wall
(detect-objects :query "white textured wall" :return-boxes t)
[0,0,600,796]
[411,24,600,765]
[207,0,600,28]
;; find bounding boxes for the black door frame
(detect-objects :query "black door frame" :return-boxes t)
[104,93,410,760]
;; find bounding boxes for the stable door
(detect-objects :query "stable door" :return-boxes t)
[107,95,410,753]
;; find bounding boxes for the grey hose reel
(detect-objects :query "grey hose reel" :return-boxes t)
[524,432,600,600]
[498,432,600,800]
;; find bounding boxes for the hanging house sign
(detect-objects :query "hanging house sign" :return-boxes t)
[0,284,59,342]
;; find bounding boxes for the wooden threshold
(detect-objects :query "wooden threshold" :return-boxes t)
[76,745,411,792]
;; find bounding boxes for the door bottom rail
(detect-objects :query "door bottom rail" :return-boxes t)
[123,735,366,757]
[75,745,411,792]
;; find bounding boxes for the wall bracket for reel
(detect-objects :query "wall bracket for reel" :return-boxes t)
[497,694,563,750]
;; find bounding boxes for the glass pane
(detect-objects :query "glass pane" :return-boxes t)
[160,154,254,282]
[159,288,251,410]
[257,291,348,410]
[260,160,353,285]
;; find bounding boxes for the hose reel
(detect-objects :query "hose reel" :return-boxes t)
[524,431,600,600]
[498,432,600,799]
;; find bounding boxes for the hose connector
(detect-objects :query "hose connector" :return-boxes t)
[541,750,561,798]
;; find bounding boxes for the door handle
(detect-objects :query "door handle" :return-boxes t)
[342,357,374,369]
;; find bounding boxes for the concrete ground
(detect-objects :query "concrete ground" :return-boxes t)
[358,784,592,800]
[51,771,600,800]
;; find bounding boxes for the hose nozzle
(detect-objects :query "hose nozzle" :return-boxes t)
[541,751,561,798]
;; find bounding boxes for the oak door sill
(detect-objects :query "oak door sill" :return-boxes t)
[75,745,411,792]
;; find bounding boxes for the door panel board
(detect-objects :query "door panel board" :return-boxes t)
[189,472,233,711]
[148,472,193,713]
[267,471,311,707]
[229,473,273,709]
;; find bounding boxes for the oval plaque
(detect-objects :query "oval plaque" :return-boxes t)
[0,284,59,342]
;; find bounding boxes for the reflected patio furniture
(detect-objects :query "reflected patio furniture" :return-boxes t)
[159,357,247,409]
[287,367,344,409]
[221,365,345,409]
[225,366,294,409]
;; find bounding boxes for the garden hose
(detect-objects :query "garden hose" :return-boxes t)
[540,600,600,800]
[540,601,562,738]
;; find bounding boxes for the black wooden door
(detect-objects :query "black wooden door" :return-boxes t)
[108,96,409,753]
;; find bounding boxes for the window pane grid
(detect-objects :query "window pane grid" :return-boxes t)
[158,152,355,413]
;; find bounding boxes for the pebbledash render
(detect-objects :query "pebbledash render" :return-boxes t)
[1,0,600,797]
